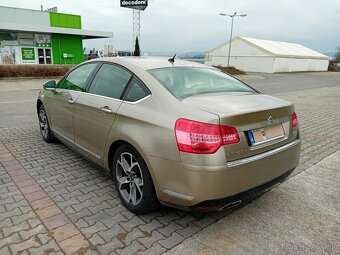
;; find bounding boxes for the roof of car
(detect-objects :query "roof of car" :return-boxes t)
[90,56,212,70]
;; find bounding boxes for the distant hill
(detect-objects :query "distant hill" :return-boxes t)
[323,51,337,57]
[145,51,180,57]
[179,51,206,58]
[144,51,206,58]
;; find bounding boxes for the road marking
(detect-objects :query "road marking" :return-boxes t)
[0,99,36,104]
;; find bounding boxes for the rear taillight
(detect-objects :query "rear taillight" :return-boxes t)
[220,126,240,145]
[175,118,240,154]
[292,112,299,127]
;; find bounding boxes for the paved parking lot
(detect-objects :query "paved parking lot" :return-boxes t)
[166,150,340,255]
[0,72,339,254]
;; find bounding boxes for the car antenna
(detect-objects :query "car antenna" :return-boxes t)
[168,54,176,63]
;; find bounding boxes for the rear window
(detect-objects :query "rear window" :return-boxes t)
[148,67,255,99]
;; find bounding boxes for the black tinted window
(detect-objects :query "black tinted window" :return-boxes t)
[125,78,150,102]
[89,64,132,99]
[58,63,97,91]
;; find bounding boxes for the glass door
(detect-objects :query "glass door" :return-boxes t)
[37,48,52,64]
[37,48,45,64]
[45,49,52,64]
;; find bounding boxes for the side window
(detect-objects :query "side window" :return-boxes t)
[58,63,97,91]
[57,76,66,88]
[125,78,150,102]
[88,64,132,99]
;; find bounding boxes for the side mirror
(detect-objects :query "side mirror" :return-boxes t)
[43,80,57,91]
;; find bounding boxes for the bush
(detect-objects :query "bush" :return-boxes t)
[214,65,246,75]
[0,64,75,78]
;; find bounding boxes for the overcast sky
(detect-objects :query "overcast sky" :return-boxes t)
[1,0,339,54]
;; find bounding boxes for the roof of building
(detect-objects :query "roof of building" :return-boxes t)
[0,22,113,39]
[208,36,329,59]
[0,5,113,39]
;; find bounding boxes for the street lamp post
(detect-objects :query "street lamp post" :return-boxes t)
[219,12,247,67]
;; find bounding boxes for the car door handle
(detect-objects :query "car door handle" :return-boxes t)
[100,106,113,114]
[68,99,75,104]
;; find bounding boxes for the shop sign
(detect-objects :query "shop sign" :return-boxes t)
[120,0,148,10]
[35,34,51,48]
[36,43,51,47]
[21,47,36,63]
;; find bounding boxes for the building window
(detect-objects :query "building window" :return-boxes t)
[35,34,51,47]
[18,33,34,46]
[0,32,19,64]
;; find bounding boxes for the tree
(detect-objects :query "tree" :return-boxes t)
[335,46,340,63]
[329,46,340,71]
[134,37,141,56]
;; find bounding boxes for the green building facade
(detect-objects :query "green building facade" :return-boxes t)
[0,6,112,64]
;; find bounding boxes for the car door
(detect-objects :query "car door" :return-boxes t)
[46,63,98,145]
[73,63,132,165]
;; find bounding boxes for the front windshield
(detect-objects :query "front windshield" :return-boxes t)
[149,67,255,99]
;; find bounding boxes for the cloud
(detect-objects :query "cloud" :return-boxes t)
[1,0,339,53]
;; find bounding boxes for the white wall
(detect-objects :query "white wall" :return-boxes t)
[208,39,269,58]
[206,56,274,73]
[0,6,50,27]
[205,38,329,73]
[205,38,274,72]
[273,57,329,72]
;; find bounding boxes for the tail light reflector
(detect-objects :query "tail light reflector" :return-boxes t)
[175,118,240,154]
[292,112,299,127]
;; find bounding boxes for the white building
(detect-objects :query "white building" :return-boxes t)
[205,36,329,73]
[103,43,114,57]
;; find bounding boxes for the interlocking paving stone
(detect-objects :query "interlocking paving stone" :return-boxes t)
[158,232,186,249]
[0,143,97,254]
[136,242,167,255]
[51,223,80,242]
[116,240,146,255]
[137,230,166,249]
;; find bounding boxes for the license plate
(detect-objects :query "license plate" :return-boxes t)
[248,124,284,145]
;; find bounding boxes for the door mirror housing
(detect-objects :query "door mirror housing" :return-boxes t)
[43,80,57,91]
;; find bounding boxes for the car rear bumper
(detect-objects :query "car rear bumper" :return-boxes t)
[191,168,294,212]
[147,139,301,209]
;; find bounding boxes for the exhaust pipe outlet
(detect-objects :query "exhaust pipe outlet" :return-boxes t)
[220,200,242,211]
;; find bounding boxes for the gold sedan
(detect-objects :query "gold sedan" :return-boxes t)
[37,57,301,214]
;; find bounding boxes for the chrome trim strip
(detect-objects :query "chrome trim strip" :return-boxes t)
[88,93,123,103]
[227,139,301,167]
[56,89,151,104]
[252,134,285,146]
[124,94,152,105]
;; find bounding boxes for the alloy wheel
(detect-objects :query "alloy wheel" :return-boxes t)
[39,109,49,139]
[116,152,144,205]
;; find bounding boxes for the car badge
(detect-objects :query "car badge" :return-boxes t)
[267,116,273,125]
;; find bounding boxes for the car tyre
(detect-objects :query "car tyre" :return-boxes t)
[38,105,55,143]
[113,144,159,214]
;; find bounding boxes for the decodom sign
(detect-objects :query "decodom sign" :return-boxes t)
[120,0,148,10]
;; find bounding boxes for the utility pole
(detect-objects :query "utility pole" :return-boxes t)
[219,12,247,67]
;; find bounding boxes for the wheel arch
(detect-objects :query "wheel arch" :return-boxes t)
[107,140,128,175]
[107,139,159,191]
[36,99,43,113]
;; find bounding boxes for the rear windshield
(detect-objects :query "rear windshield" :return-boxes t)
[148,67,255,99]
